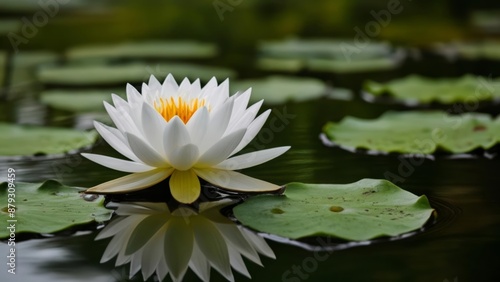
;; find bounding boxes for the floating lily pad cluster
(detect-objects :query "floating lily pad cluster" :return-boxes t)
[0,180,111,238]
[234,179,434,240]
[364,74,500,104]
[258,39,403,73]
[322,111,500,154]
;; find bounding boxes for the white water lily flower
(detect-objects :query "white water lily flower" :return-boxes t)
[97,201,275,282]
[82,74,290,203]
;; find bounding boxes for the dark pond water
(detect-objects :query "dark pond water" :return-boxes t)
[1,51,500,282]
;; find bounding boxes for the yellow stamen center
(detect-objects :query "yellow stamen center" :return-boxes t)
[154,97,205,123]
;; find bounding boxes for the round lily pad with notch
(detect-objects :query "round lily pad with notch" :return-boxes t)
[233,179,434,241]
[322,111,500,155]
[363,74,500,105]
[231,76,326,105]
[0,123,98,158]
[0,180,111,238]
[37,62,236,86]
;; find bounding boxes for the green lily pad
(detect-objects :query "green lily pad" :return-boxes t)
[259,39,392,59]
[40,89,123,112]
[67,41,217,61]
[0,123,98,157]
[454,41,500,61]
[0,180,111,238]
[10,51,59,91]
[323,111,500,154]
[231,76,326,104]
[307,57,400,73]
[364,74,500,104]
[0,0,88,13]
[258,39,402,73]
[233,179,434,240]
[363,75,500,104]
[471,11,500,34]
[0,51,6,88]
[38,62,236,86]
[0,20,21,35]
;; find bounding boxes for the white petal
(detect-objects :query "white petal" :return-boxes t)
[148,75,162,95]
[142,83,152,102]
[191,217,233,281]
[126,132,167,167]
[241,227,276,259]
[216,222,262,266]
[129,249,143,278]
[200,77,218,98]
[196,129,246,167]
[217,78,230,102]
[186,107,209,146]
[111,93,130,112]
[100,215,144,263]
[161,73,179,98]
[169,144,199,171]
[141,103,167,156]
[199,99,234,153]
[163,217,193,281]
[141,229,165,280]
[93,121,141,162]
[164,116,191,160]
[125,214,167,255]
[82,153,154,173]
[189,241,211,282]
[85,168,173,193]
[230,109,271,156]
[95,216,129,240]
[178,77,191,94]
[229,88,251,122]
[188,79,202,100]
[155,258,168,282]
[226,100,263,134]
[214,146,290,170]
[228,247,251,278]
[126,83,142,106]
[193,169,281,192]
[104,101,141,136]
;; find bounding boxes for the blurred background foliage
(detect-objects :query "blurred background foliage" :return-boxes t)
[1,0,499,52]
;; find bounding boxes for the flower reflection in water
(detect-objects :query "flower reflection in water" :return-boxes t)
[96,200,275,281]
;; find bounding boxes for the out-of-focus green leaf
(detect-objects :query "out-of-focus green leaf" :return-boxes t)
[38,62,236,86]
[0,123,97,157]
[231,76,326,104]
[40,89,123,112]
[67,41,217,61]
